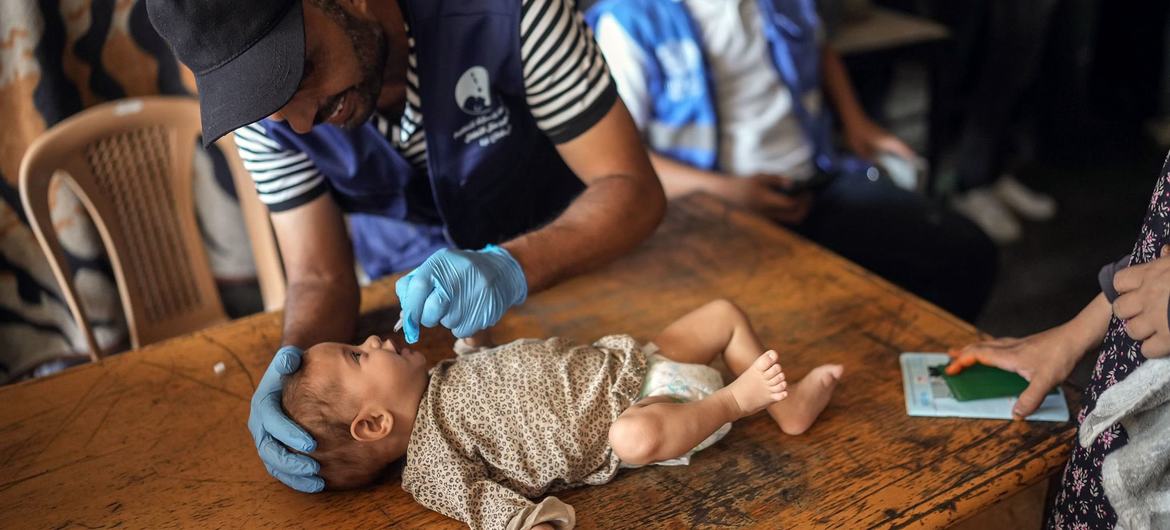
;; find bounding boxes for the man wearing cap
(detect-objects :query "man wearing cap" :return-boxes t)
[148,0,665,492]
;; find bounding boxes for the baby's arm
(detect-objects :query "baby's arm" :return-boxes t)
[403,442,574,530]
[652,299,767,367]
[409,471,573,529]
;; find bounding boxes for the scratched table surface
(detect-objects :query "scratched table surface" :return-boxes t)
[0,195,1074,529]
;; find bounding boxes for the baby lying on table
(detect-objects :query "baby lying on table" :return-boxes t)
[282,299,843,529]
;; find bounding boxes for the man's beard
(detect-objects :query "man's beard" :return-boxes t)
[344,17,388,127]
[313,6,389,128]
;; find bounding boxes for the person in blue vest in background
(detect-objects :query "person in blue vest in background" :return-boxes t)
[588,0,997,322]
[148,0,665,492]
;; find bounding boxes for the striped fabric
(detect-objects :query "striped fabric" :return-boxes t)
[235,123,327,210]
[237,0,614,212]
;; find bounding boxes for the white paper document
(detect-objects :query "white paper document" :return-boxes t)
[900,352,1070,422]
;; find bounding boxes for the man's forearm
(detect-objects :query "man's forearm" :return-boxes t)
[504,171,665,293]
[819,46,868,130]
[650,152,730,198]
[280,278,359,349]
[267,195,361,350]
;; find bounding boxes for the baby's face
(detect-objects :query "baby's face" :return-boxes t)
[304,335,429,412]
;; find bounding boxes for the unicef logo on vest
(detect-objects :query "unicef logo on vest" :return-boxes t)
[452,65,512,147]
[455,66,493,115]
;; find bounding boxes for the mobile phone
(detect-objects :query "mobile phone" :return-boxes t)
[875,151,927,192]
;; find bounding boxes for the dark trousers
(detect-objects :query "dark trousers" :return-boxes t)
[944,0,1060,190]
[794,170,998,322]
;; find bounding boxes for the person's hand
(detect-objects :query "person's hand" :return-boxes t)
[945,326,1087,419]
[710,174,812,225]
[1113,245,1170,357]
[396,245,527,343]
[843,118,916,161]
[248,346,323,492]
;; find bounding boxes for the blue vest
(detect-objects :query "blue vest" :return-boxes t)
[261,0,585,278]
[587,0,859,175]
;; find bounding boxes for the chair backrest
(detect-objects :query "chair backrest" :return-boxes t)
[19,97,230,358]
[215,135,287,311]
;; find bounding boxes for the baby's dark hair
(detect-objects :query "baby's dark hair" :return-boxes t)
[281,363,382,490]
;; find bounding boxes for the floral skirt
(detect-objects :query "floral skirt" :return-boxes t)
[1047,158,1170,529]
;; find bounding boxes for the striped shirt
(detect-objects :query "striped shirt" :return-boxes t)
[235,0,615,212]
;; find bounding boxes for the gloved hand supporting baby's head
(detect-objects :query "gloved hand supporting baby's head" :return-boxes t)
[281,336,429,490]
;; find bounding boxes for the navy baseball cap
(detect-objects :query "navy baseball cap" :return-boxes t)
[147,0,305,145]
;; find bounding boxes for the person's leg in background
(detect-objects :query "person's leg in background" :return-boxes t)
[793,169,998,322]
[948,0,1061,243]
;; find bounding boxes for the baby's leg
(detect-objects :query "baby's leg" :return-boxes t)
[652,299,768,366]
[655,299,842,435]
[710,305,841,435]
[766,365,843,435]
[609,351,786,466]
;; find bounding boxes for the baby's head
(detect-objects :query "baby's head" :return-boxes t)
[281,335,430,489]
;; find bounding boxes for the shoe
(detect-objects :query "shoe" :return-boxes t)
[993,175,1057,221]
[951,188,1021,244]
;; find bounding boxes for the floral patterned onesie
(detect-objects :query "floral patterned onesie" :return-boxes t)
[1048,154,1170,528]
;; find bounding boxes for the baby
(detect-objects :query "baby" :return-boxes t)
[282,299,843,529]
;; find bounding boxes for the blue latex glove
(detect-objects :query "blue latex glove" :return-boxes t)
[396,245,528,343]
[247,346,324,492]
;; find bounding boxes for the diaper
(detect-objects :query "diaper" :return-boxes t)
[623,343,733,467]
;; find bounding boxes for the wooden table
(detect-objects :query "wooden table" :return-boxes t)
[0,195,1073,529]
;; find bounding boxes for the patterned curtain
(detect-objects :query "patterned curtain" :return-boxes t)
[0,0,255,383]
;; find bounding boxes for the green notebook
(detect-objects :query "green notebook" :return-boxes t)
[940,363,1031,402]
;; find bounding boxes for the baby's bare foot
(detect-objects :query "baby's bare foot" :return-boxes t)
[768,364,843,435]
[724,350,788,417]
